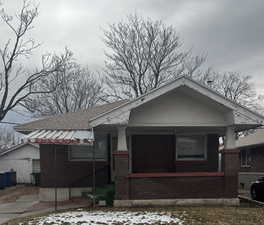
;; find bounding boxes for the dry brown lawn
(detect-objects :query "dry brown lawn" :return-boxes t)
[3,206,264,225]
[178,206,264,225]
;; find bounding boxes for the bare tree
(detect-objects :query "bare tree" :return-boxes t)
[0,126,20,149]
[102,14,259,109]
[196,69,260,138]
[103,14,205,100]
[0,0,65,121]
[216,72,254,102]
[24,49,103,116]
[197,70,256,105]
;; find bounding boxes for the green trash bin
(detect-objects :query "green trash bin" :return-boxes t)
[10,171,17,186]
[0,173,4,189]
[31,173,41,186]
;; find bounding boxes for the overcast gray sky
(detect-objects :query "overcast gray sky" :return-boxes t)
[1,0,264,125]
[1,0,264,91]
[2,0,264,91]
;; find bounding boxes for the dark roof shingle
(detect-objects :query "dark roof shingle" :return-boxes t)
[15,100,128,133]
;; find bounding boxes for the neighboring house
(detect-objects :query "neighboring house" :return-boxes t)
[15,76,264,206]
[0,143,40,184]
[236,129,264,190]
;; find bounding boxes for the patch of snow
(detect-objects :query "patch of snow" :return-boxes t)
[26,210,183,225]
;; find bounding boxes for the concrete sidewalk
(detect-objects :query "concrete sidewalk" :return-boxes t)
[0,186,90,224]
[0,196,90,224]
[0,194,38,224]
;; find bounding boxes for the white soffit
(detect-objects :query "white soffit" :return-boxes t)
[25,129,94,145]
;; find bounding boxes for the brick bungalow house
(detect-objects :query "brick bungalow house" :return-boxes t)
[236,129,264,189]
[15,76,264,206]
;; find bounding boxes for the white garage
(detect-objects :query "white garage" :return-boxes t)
[0,143,40,184]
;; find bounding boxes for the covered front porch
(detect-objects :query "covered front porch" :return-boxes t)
[86,77,264,206]
[112,125,240,206]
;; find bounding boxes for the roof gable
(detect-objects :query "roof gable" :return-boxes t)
[90,76,264,128]
[15,76,264,133]
[0,142,39,157]
[128,87,230,127]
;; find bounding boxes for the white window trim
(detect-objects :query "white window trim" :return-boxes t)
[240,150,251,168]
[175,135,207,161]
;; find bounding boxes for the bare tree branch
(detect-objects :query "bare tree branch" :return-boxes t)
[198,70,256,105]
[0,1,64,121]
[23,49,103,117]
[102,14,205,100]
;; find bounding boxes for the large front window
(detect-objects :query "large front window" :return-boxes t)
[69,134,108,161]
[176,135,207,160]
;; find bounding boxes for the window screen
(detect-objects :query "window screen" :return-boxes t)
[69,134,108,161]
[240,149,251,167]
[176,135,206,160]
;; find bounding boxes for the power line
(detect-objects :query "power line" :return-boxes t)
[11,109,33,118]
[0,121,20,125]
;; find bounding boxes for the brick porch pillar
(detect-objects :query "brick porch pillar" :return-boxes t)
[113,126,129,200]
[223,126,240,198]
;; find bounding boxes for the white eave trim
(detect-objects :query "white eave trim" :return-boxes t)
[0,142,39,157]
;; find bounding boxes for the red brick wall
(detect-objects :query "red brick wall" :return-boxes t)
[40,144,110,188]
[128,149,238,200]
[129,175,233,199]
[113,134,238,200]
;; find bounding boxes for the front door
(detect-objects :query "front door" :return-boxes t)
[132,134,175,173]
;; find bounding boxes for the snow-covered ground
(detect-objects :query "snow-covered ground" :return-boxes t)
[24,209,184,225]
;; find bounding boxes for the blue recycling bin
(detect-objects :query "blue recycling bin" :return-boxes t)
[0,173,4,189]
[3,172,12,187]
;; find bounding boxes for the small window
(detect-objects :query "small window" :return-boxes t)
[240,150,251,167]
[69,134,108,161]
[176,135,207,160]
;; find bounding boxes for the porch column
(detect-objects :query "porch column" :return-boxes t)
[224,126,236,149]
[117,126,128,151]
[114,126,129,200]
[222,126,239,198]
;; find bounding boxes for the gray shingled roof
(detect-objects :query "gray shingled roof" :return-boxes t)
[15,100,128,133]
[236,128,264,149]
